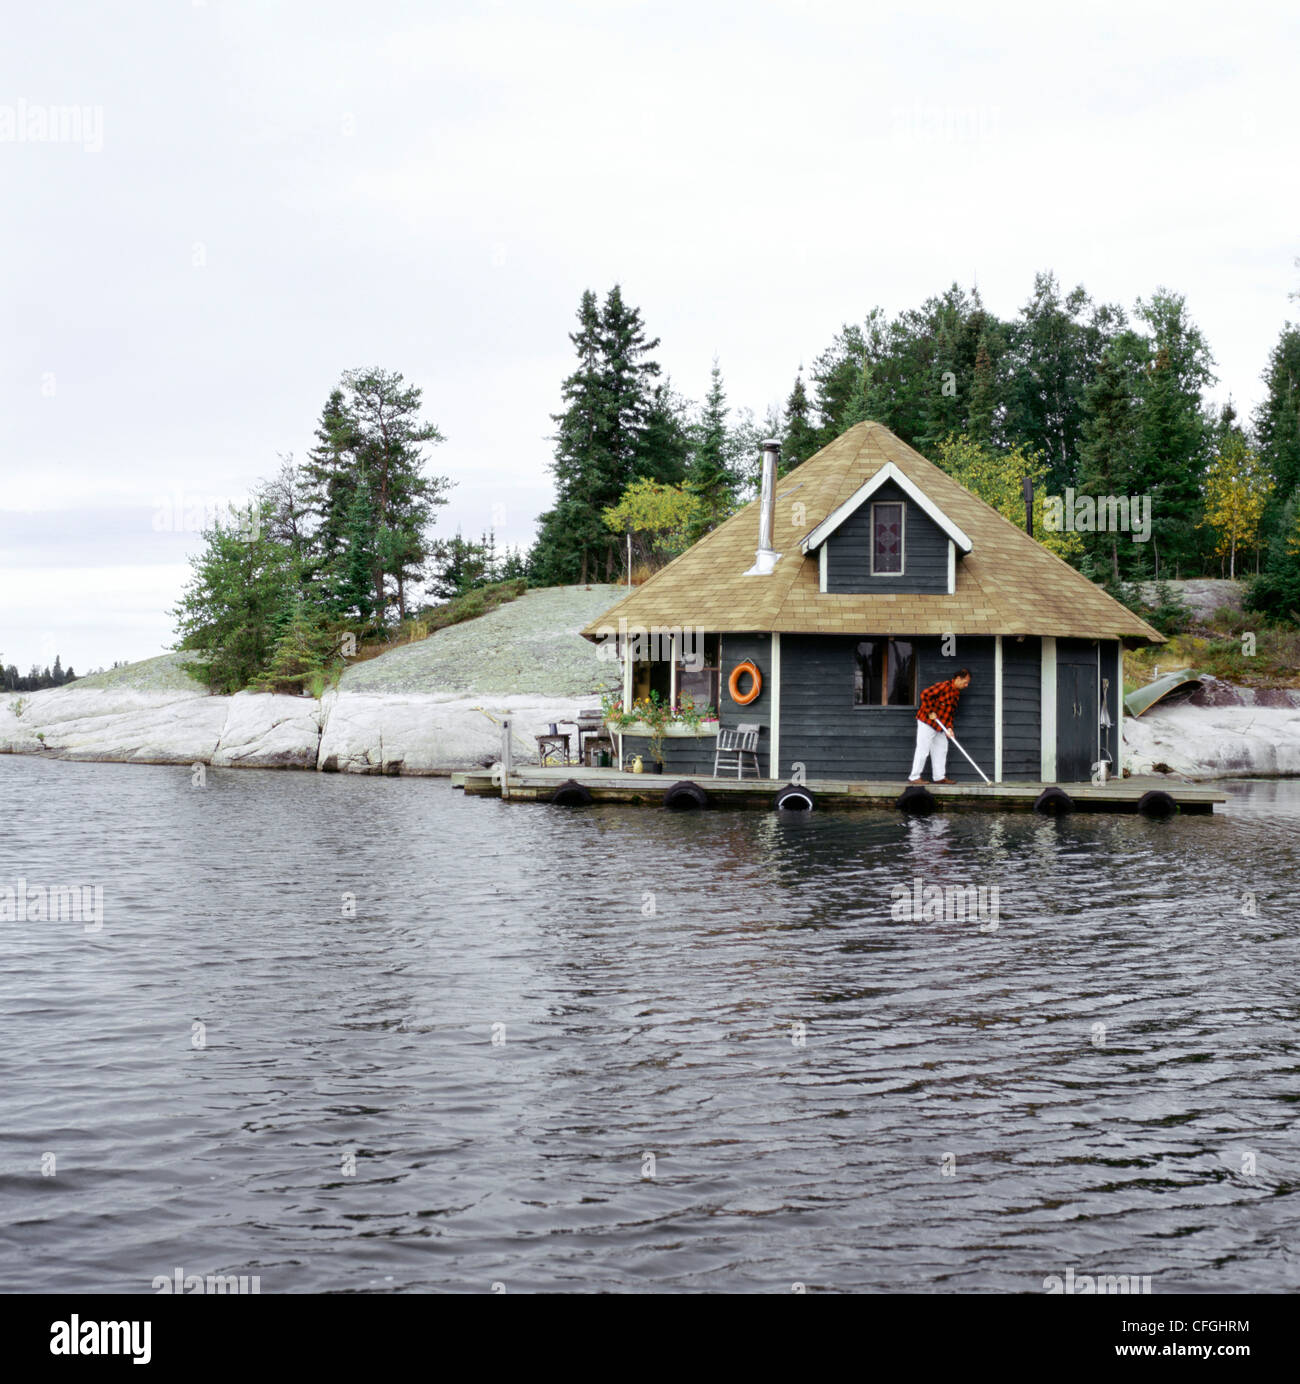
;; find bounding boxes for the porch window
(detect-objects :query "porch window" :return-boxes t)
[853,638,916,706]
[871,501,904,574]
[676,633,720,711]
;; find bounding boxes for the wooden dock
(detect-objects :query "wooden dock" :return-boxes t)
[451,766,1225,814]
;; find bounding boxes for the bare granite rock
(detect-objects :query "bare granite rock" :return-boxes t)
[1135,578,1245,622]
[1,585,627,774]
[1124,701,1300,778]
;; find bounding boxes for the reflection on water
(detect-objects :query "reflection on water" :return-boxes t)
[1,758,1298,1293]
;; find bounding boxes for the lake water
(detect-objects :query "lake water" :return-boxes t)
[2,756,1298,1293]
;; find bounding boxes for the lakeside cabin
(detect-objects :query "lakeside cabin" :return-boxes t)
[581,421,1164,787]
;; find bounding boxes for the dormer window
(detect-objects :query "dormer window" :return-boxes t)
[871,502,904,574]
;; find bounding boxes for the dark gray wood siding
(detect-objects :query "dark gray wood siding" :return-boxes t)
[823,481,950,595]
[1000,636,1041,781]
[777,635,995,782]
[621,632,772,775]
[618,732,720,775]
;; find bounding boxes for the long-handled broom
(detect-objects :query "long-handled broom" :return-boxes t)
[931,715,992,785]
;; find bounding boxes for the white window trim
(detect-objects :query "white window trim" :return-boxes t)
[819,542,828,592]
[947,539,956,594]
[769,633,781,779]
[869,500,905,577]
[1114,641,1124,776]
[799,461,973,554]
[1041,636,1057,783]
[1095,646,1103,769]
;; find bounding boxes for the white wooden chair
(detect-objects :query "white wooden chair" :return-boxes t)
[713,722,761,779]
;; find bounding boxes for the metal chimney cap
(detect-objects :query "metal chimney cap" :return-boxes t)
[761,439,781,451]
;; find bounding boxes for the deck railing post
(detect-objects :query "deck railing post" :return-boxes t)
[500,716,511,800]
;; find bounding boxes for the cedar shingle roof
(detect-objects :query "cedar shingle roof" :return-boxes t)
[581,421,1164,643]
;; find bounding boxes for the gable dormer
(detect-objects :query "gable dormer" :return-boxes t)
[800,461,972,596]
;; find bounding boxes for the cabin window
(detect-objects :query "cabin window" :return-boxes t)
[871,501,904,575]
[853,638,916,706]
[676,633,720,712]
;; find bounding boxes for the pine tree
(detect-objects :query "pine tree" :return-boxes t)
[300,388,361,604]
[685,358,737,540]
[810,320,872,445]
[334,477,379,627]
[1246,487,1300,622]
[429,531,500,600]
[532,290,605,585]
[600,284,662,490]
[261,457,313,565]
[252,597,337,696]
[636,382,691,485]
[781,371,819,472]
[1078,333,1145,583]
[532,285,665,583]
[1130,290,1217,577]
[1003,274,1123,493]
[342,368,450,622]
[968,337,996,445]
[1254,325,1300,499]
[171,499,295,693]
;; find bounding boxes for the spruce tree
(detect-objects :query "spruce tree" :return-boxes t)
[1130,291,1216,577]
[1078,333,1145,583]
[300,388,361,605]
[685,358,738,540]
[637,382,691,485]
[1254,325,1300,499]
[1002,273,1123,493]
[781,371,819,471]
[1246,488,1300,622]
[171,499,295,693]
[533,285,665,583]
[253,597,337,696]
[967,336,996,445]
[334,477,379,628]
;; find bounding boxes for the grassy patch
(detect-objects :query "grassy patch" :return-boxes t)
[345,579,529,667]
[1125,627,1300,689]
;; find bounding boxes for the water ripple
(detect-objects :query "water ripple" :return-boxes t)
[1,758,1298,1292]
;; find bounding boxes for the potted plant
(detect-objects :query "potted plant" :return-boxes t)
[633,691,669,771]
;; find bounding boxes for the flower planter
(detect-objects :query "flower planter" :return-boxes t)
[608,720,720,738]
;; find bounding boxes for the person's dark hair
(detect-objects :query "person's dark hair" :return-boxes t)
[954,668,971,680]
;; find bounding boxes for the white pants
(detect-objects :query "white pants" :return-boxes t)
[910,722,949,780]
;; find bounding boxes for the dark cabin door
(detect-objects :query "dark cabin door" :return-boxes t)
[1056,662,1097,782]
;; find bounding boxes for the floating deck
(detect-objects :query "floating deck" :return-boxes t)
[452,766,1225,814]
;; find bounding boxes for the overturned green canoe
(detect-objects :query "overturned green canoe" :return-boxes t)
[1125,669,1203,718]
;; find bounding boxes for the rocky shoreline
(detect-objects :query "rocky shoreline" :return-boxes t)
[3,584,1297,782]
[0,585,624,775]
[1123,677,1300,780]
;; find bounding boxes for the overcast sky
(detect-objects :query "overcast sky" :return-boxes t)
[3,0,1298,673]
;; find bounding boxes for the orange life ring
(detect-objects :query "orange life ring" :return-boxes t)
[728,660,762,705]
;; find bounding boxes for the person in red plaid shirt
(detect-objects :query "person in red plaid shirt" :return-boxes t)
[909,669,972,784]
